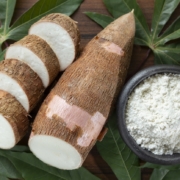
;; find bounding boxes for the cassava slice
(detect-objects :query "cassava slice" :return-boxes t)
[0,90,28,149]
[29,11,135,170]
[5,35,60,87]
[29,13,80,71]
[0,59,44,112]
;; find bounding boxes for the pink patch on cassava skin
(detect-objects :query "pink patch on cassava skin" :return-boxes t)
[103,42,124,56]
[98,37,124,56]
[46,95,106,147]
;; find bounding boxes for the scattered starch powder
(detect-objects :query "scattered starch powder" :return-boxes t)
[126,73,180,155]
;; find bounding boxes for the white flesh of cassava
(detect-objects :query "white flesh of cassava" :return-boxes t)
[6,46,49,87]
[29,22,75,71]
[0,114,15,149]
[29,135,82,170]
[0,72,29,111]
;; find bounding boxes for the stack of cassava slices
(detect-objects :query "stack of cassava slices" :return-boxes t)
[0,13,80,149]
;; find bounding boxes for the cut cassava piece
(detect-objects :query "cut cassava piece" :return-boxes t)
[0,59,44,112]
[29,11,135,170]
[0,90,28,149]
[29,13,80,71]
[5,35,60,87]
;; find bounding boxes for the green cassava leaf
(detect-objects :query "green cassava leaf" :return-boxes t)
[96,113,140,180]
[85,12,114,28]
[143,162,180,180]
[149,169,180,180]
[0,156,22,179]
[86,0,180,66]
[159,170,180,180]
[0,150,99,180]
[0,0,83,60]
[154,43,180,65]
[103,0,151,46]
[2,0,16,32]
[0,174,9,180]
[8,0,83,41]
[10,145,30,152]
[0,0,83,56]
[86,0,151,46]
[0,0,7,26]
[155,17,180,45]
[0,0,16,29]
[0,50,5,61]
[11,0,67,28]
[142,162,180,171]
[0,0,16,47]
[150,169,169,180]
[151,0,180,40]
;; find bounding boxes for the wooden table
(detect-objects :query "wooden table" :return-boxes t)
[12,0,180,179]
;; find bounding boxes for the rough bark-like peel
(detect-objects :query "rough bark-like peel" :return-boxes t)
[29,11,135,170]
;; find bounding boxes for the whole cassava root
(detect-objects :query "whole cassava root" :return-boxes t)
[0,90,28,149]
[29,13,80,71]
[5,35,60,87]
[29,11,135,170]
[0,59,44,112]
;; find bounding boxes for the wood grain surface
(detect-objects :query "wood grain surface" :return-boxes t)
[12,0,180,179]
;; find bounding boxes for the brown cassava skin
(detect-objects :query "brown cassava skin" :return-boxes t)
[0,90,28,146]
[7,35,60,85]
[0,59,44,112]
[32,12,135,167]
[29,13,80,57]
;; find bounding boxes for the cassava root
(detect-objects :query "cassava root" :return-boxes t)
[29,11,135,170]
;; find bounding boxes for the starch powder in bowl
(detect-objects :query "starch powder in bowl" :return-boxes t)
[117,65,180,165]
[126,73,180,155]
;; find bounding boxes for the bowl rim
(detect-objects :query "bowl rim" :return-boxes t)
[117,65,180,165]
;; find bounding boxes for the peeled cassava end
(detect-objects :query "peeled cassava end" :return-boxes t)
[0,115,16,149]
[29,91,106,170]
[0,59,44,112]
[29,13,80,71]
[29,134,82,170]
[0,90,28,149]
[5,35,60,87]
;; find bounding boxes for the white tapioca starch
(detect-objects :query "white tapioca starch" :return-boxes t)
[126,73,180,155]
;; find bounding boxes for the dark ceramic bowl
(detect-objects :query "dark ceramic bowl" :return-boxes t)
[117,65,180,165]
